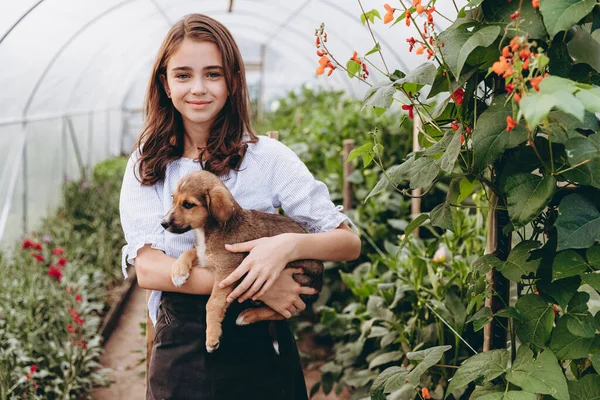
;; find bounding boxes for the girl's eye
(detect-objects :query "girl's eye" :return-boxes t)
[182,201,196,209]
[176,74,190,79]
[207,72,221,78]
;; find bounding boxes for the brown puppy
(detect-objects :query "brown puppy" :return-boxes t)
[160,170,323,353]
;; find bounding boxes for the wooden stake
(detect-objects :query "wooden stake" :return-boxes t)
[343,140,355,212]
[411,116,422,236]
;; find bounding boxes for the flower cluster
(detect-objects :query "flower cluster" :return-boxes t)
[389,1,438,59]
[315,25,336,76]
[22,238,68,282]
[349,51,370,79]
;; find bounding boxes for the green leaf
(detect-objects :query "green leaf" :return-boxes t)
[519,91,585,128]
[445,349,510,397]
[502,173,556,228]
[371,366,408,399]
[497,241,542,282]
[514,294,554,347]
[537,275,581,309]
[438,131,462,173]
[583,273,600,291]
[495,307,524,321]
[430,203,455,232]
[473,95,528,171]
[588,245,600,268]
[482,0,546,39]
[592,354,600,375]
[409,156,440,189]
[550,315,595,359]
[476,392,538,400]
[363,80,396,109]
[565,313,596,338]
[457,178,479,204]
[577,87,600,113]
[365,42,381,57]
[552,250,588,281]
[456,26,501,77]
[424,130,455,156]
[505,346,569,400]
[404,214,430,237]
[368,351,405,369]
[466,307,492,332]
[565,135,600,165]
[539,0,598,38]
[438,27,472,78]
[347,59,361,78]
[568,373,600,400]
[555,194,600,251]
[473,254,504,276]
[397,62,438,88]
[405,345,452,388]
[347,142,372,162]
[568,26,600,73]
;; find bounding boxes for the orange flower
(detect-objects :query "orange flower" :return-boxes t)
[319,55,330,66]
[416,4,425,13]
[384,4,395,24]
[502,46,511,58]
[412,0,421,6]
[416,45,425,55]
[422,388,432,400]
[492,56,509,75]
[514,92,521,102]
[316,37,320,48]
[510,36,520,52]
[532,0,539,8]
[426,7,435,24]
[503,65,514,78]
[427,48,434,59]
[506,116,518,132]
[530,75,543,91]
[451,122,459,131]
[406,10,412,26]
[519,48,531,59]
[522,57,530,70]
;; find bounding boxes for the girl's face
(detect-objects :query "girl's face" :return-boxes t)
[161,39,228,131]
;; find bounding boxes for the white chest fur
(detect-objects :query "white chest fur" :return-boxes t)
[195,229,208,268]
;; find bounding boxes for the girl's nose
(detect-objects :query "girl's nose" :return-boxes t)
[190,79,208,95]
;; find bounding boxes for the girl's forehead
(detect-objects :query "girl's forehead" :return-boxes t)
[167,39,222,70]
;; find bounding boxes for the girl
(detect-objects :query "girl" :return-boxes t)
[119,13,361,400]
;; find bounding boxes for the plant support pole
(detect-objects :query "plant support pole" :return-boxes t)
[343,139,354,212]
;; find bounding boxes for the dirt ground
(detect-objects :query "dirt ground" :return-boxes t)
[93,285,347,400]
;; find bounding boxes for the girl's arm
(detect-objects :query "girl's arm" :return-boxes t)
[219,222,361,302]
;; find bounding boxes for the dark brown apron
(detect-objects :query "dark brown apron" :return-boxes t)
[147,291,308,400]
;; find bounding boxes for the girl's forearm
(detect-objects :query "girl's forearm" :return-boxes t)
[134,245,214,294]
[288,224,361,262]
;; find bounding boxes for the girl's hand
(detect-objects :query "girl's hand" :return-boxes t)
[259,268,317,318]
[219,233,297,303]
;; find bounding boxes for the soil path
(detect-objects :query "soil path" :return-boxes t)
[93,285,345,399]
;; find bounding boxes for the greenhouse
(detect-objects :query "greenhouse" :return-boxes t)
[1,0,600,399]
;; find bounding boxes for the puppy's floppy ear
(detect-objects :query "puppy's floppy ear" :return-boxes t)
[205,186,234,224]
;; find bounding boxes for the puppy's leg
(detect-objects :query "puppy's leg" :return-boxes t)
[171,248,197,287]
[236,307,285,326]
[205,283,234,353]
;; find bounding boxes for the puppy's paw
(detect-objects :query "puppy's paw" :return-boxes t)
[236,314,248,326]
[206,339,220,353]
[171,260,191,287]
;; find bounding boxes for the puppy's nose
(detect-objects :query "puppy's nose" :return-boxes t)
[161,220,169,229]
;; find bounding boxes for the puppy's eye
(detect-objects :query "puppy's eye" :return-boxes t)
[182,201,196,209]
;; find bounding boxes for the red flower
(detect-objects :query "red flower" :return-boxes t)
[514,92,522,102]
[426,7,435,24]
[506,116,518,132]
[405,10,411,27]
[67,324,75,333]
[451,121,459,131]
[30,365,37,374]
[75,294,82,303]
[466,126,472,135]
[81,341,88,349]
[34,254,45,262]
[510,11,520,19]
[57,257,67,266]
[22,240,34,249]
[34,243,42,251]
[532,0,539,8]
[66,286,72,294]
[505,83,515,93]
[52,247,64,256]
[530,75,544,91]
[47,265,62,282]
[452,88,465,106]
[402,104,414,119]
[406,37,416,52]
[74,316,85,325]
[69,308,79,318]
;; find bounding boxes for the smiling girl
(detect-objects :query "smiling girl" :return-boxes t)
[119,13,360,400]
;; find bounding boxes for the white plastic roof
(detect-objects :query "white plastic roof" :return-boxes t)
[0,0,464,124]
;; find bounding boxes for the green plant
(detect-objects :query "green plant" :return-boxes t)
[318,0,600,398]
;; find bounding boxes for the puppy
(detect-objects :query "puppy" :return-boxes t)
[160,170,323,353]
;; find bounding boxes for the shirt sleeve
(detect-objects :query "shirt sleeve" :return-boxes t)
[119,150,166,279]
[267,139,358,234]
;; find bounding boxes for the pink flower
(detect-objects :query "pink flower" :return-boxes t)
[75,294,82,303]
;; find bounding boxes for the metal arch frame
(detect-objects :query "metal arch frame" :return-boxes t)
[0,0,46,45]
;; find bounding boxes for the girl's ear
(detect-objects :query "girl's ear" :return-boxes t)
[159,74,171,98]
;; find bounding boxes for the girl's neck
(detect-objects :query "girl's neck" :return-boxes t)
[182,120,210,159]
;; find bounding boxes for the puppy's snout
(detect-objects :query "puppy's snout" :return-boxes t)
[161,220,169,230]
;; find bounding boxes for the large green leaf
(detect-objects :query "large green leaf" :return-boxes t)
[405,345,452,388]
[514,294,554,347]
[438,131,462,173]
[583,272,600,291]
[502,173,556,228]
[519,91,585,128]
[568,26,600,73]
[363,80,396,109]
[368,351,405,370]
[476,392,537,400]
[438,27,472,78]
[395,62,438,90]
[496,241,542,282]
[430,202,455,232]
[568,373,600,400]
[539,0,598,38]
[472,95,528,170]
[371,366,408,399]
[550,315,595,359]
[555,194,600,251]
[577,87,600,113]
[482,0,546,38]
[445,349,510,397]
[565,135,600,165]
[455,26,501,77]
[505,346,569,400]
[537,275,581,309]
[588,245,600,268]
[473,253,504,276]
[409,156,440,189]
[552,249,588,281]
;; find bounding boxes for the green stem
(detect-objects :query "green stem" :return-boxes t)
[357,0,390,75]
[554,159,591,175]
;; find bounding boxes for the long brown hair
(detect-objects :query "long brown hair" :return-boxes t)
[134,13,258,185]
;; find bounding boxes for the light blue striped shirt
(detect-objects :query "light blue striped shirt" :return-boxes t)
[119,135,355,325]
